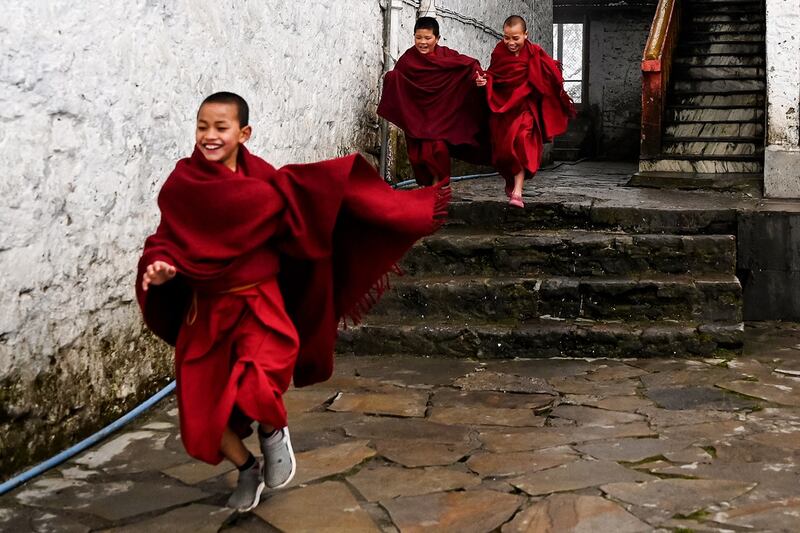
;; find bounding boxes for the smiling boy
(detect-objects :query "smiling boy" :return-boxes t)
[137,92,450,512]
[476,15,575,207]
[378,17,490,185]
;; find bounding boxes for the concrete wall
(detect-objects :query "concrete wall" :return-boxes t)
[0,0,554,476]
[763,0,800,198]
[587,13,652,159]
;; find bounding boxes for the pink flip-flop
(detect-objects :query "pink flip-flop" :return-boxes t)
[509,193,524,208]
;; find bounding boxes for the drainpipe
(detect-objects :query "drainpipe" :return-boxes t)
[379,0,403,181]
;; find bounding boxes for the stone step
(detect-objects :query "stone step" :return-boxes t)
[552,147,582,161]
[445,198,739,235]
[669,93,765,107]
[673,78,765,94]
[691,0,762,4]
[674,54,764,67]
[639,157,762,174]
[684,22,763,33]
[372,275,741,323]
[662,139,762,157]
[673,65,765,80]
[336,319,744,358]
[664,122,763,138]
[689,13,764,23]
[628,171,762,195]
[402,230,737,278]
[677,42,763,55]
[666,107,764,123]
[689,3,764,13]
[683,32,764,43]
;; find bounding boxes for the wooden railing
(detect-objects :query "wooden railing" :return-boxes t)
[641,0,682,159]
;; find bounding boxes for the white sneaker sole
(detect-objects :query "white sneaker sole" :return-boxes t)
[231,479,265,513]
[265,428,297,490]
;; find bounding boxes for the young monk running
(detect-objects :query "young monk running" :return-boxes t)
[378,16,490,186]
[137,92,450,511]
[476,15,575,208]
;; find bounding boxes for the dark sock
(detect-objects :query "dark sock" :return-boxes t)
[237,453,256,472]
[258,426,278,439]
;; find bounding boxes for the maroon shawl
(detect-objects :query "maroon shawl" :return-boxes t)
[486,40,575,141]
[378,45,489,154]
[137,146,450,386]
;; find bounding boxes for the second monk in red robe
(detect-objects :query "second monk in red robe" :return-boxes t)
[476,15,575,208]
[378,17,490,186]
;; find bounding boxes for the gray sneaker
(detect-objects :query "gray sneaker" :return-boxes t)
[259,426,296,489]
[226,462,265,512]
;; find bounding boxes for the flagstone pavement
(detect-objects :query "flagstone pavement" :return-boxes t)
[3,323,800,532]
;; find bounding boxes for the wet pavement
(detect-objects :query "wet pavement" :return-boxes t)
[3,323,800,532]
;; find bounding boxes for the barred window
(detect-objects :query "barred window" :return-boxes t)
[553,23,584,103]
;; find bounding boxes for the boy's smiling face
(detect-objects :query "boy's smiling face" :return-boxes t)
[502,23,527,55]
[414,28,439,55]
[196,102,251,171]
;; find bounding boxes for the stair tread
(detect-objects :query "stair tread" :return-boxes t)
[423,227,736,238]
[351,316,744,330]
[662,136,763,142]
[644,154,763,161]
[391,273,741,285]
[667,104,763,110]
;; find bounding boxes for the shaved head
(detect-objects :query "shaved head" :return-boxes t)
[503,15,527,32]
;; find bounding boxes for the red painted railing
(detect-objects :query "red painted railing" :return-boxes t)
[641,0,682,159]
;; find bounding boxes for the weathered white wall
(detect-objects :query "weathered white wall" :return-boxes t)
[0,0,383,475]
[763,0,800,198]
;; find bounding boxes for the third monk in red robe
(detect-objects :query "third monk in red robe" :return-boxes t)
[378,17,490,186]
[478,16,575,208]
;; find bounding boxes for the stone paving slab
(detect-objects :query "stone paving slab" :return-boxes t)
[383,490,523,533]
[253,481,379,532]
[502,493,651,533]
[4,324,800,531]
[328,391,429,417]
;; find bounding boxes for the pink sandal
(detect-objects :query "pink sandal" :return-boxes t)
[509,193,524,208]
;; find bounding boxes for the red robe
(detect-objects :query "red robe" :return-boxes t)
[485,41,575,186]
[137,146,450,463]
[378,45,490,185]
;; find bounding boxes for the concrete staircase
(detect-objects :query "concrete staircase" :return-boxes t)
[634,0,766,191]
[337,196,744,359]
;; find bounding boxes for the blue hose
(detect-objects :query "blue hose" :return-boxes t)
[0,170,498,497]
[0,381,176,496]
[393,171,498,190]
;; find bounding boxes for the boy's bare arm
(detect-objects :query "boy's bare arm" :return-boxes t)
[142,261,177,291]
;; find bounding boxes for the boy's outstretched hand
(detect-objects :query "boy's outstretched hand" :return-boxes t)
[142,261,176,291]
[475,71,487,87]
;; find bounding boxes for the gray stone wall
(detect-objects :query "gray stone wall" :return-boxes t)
[587,14,651,159]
